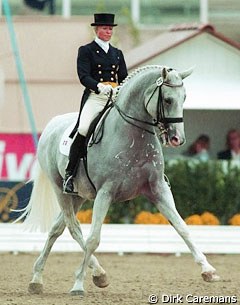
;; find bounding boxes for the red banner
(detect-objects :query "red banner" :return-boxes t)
[0,134,37,181]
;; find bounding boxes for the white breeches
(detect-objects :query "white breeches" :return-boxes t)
[78,92,109,136]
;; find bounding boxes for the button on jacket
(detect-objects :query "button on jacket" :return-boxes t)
[70,41,128,138]
[77,41,128,93]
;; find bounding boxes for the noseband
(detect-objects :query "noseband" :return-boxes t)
[114,77,184,135]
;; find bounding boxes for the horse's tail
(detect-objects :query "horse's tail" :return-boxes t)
[15,160,61,232]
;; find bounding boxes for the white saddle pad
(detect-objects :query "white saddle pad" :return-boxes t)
[59,106,112,156]
[59,123,75,156]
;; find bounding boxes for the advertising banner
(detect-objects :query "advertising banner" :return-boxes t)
[0,180,33,222]
[0,133,37,181]
[0,133,36,221]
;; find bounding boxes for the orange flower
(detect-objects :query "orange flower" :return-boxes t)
[134,211,169,224]
[201,212,220,225]
[134,211,154,224]
[154,213,169,224]
[76,209,109,224]
[185,214,203,225]
[76,209,92,223]
[228,214,240,226]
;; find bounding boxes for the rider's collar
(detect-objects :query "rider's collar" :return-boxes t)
[95,37,109,53]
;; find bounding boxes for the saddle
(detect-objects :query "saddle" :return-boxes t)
[59,101,113,157]
[85,103,113,149]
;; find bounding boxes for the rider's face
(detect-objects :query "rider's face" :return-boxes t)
[95,26,113,42]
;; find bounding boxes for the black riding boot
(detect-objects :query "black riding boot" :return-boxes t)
[63,133,86,194]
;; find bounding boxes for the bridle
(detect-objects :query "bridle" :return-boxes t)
[113,77,184,136]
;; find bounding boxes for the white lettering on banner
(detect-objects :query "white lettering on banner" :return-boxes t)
[0,136,37,181]
[5,153,35,180]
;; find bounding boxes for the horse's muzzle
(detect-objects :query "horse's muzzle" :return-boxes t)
[159,124,185,147]
[169,135,185,147]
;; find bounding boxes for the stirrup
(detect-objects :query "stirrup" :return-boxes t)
[63,175,78,195]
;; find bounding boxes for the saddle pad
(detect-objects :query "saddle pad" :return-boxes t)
[59,106,112,156]
[59,123,75,156]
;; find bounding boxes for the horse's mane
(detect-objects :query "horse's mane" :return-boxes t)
[121,65,162,85]
[114,65,163,101]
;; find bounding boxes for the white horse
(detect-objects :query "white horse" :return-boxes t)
[19,65,220,296]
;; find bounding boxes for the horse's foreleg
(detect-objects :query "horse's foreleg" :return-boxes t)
[148,180,220,282]
[70,189,112,296]
[28,212,66,294]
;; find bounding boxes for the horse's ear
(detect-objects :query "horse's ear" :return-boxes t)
[179,67,194,79]
[162,67,168,81]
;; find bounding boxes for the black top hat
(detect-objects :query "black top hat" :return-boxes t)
[91,13,117,27]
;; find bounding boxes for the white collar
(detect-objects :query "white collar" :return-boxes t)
[231,150,240,160]
[95,37,109,53]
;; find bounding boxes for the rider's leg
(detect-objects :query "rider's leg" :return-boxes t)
[63,93,107,194]
[63,132,86,194]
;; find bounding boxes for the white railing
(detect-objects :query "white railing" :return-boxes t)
[62,0,71,19]
[0,223,239,254]
[60,0,206,24]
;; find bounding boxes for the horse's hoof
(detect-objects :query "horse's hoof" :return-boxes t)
[28,282,43,294]
[92,273,109,288]
[70,290,85,297]
[201,271,220,282]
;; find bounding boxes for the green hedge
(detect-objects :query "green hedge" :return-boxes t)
[165,160,240,224]
[83,160,240,224]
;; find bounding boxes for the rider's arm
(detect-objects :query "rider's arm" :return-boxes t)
[77,46,99,93]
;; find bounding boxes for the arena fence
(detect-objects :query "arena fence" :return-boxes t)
[0,223,239,254]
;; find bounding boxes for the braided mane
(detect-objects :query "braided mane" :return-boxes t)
[114,65,163,101]
[121,65,162,85]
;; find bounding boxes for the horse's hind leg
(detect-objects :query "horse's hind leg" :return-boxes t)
[69,189,112,295]
[28,211,66,294]
[28,193,106,295]
[148,180,220,282]
[58,193,109,295]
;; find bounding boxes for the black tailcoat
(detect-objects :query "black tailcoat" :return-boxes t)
[70,41,128,138]
[217,149,232,160]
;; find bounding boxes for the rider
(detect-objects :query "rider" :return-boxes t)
[63,13,128,194]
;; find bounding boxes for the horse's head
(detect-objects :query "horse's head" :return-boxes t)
[144,67,193,147]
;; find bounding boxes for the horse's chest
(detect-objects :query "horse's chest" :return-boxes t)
[115,146,163,175]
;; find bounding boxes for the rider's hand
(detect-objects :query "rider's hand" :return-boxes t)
[97,83,112,95]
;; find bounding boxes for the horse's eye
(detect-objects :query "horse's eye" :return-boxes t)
[165,98,172,105]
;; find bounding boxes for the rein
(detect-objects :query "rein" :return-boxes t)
[114,78,184,135]
[114,103,156,135]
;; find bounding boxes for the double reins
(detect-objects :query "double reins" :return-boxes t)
[114,78,184,135]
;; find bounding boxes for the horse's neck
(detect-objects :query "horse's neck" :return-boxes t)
[115,81,149,117]
[104,77,155,140]
[105,99,155,145]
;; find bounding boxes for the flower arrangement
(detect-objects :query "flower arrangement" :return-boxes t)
[185,212,220,225]
[76,209,109,224]
[201,211,220,225]
[228,214,240,226]
[75,208,234,226]
[76,209,93,223]
[184,214,203,225]
[134,211,169,224]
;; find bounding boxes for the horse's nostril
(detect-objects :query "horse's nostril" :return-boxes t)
[170,136,181,146]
